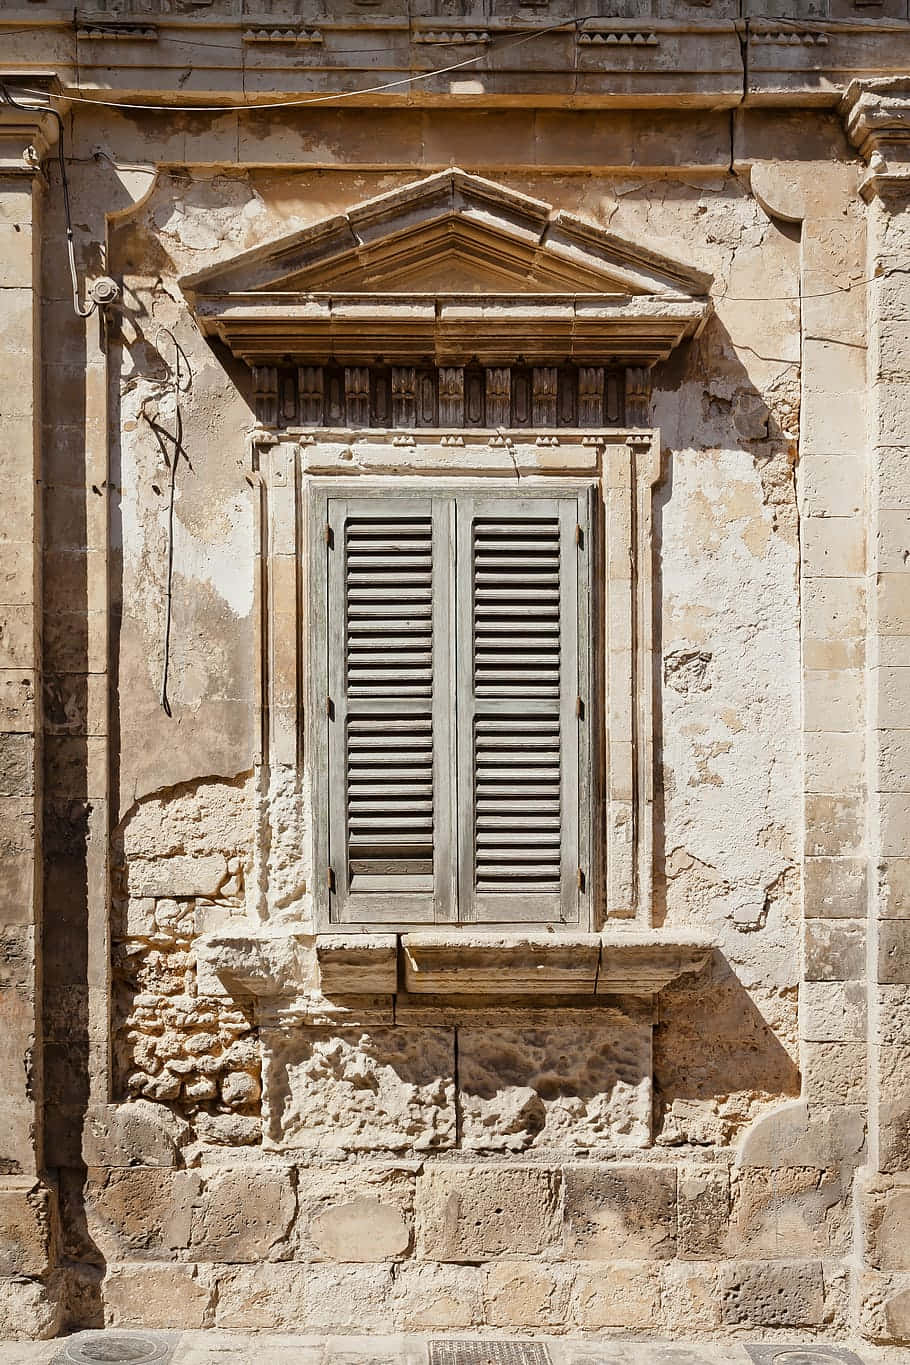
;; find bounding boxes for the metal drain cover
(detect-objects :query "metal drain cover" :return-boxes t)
[745,1349,864,1365]
[430,1344,551,1365]
[58,1333,176,1364]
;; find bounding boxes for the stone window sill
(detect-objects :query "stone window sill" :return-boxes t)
[316,930,713,997]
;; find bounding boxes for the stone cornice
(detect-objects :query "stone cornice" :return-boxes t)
[842,77,910,200]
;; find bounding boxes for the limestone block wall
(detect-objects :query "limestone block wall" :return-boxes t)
[0,33,901,1341]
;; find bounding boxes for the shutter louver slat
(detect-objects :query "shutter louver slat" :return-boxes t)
[345,514,434,890]
[472,515,563,897]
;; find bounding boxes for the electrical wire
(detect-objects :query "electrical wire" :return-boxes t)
[142,326,193,716]
[0,83,95,317]
[7,15,584,114]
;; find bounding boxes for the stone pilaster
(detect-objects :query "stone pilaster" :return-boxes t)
[843,78,910,1344]
[0,96,62,1337]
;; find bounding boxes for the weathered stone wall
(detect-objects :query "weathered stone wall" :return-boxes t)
[0,5,907,1344]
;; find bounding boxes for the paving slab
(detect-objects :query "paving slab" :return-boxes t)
[0,1334,906,1365]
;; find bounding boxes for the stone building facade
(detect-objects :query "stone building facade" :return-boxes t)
[1,0,910,1346]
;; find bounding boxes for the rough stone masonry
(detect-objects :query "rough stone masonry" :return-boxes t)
[0,0,909,1347]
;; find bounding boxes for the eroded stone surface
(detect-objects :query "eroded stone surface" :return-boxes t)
[263,1028,456,1153]
[458,1021,651,1152]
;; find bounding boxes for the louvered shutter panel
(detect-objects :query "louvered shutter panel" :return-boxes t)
[325,494,455,923]
[456,493,589,924]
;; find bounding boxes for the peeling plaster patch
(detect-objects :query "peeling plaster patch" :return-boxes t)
[171,497,254,619]
[664,650,712,694]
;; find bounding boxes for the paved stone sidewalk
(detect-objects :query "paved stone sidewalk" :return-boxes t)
[0,1334,907,1365]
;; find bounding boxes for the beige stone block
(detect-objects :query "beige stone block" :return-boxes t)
[43,671,108,739]
[316,935,398,995]
[729,1166,849,1259]
[190,1169,295,1262]
[804,575,865,641]
[880,858,910,916]
[874,634,910,668]
[805,918,865,982]
[214,1262,310,1330]
[879,446,910,511]
[484,1261,572,1328]
[800,388,866,456]
[660,1261,723,1331]
[805,856,866,918]
[263,1026,455,1154]
[0,1274,62,1341]
[43,549,108,616]
[861,1180,910,1272]
[0,795,35,922]
[804,669,862,732]
[877,667,910,732]
[564,1164,675,1261]
[880,920,910,987]
[677,1165,730,1260]
[873,321,910,383]
[804,1041,867,1106]
[82,1100,190,1168]
[402,932,600,995]
[103,1261,212,1329]
[800,980,866,1043]
[719,1259,825,1327]
[805,795,863,856]
[43,483,109,553]
[880,986,910,1045]
[879,1044,910,1175]
[0,733,33,800]
[0,603,37,671]
[0,542,35,609]
[85,1168,201,1262]
[882,794,910,857]
[878,729,910,792]
[805,731,864,795]
[127,855,227,898]
[878,510,910,573]
[417,1165,561,1262]
[878,572,910,635]
[802,515,865,578]
[303,1264,395,1332]
[458,1019,651,1153]
[0,217,34,291]
[799,455,864,519]
[737,1099,866,1170]
[857,1268,910,1344]
[801,338,867,393]
[390,1262,485,1330]
[571,1260,660,1329]
[875,384,910,448]
[307,1182,411,1263]
[0,1181,55,1277]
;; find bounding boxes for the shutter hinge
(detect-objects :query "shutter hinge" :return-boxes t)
[575,695,584,718]
[327,866,336,893]
[326,694,334,719]
[324,522,333,547]
[575,522,583,547]
[577,867,586,892]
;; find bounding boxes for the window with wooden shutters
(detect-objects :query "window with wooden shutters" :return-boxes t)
[311,482,591,929]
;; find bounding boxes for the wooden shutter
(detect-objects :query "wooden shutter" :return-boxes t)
[455,492,589,924]
[324,494,455,923]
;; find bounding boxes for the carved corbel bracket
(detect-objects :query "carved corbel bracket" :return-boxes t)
[0,77,62,174]
[842,78,910,202]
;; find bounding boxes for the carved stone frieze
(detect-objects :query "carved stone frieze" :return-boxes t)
[250,362,630,430]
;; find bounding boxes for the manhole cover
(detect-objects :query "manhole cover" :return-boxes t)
[430,1345,551,1365]
[60,1334,174,1364]
[746,1349,863,1365]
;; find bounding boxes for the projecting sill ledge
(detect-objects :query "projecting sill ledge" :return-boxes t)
[316,930,714,997]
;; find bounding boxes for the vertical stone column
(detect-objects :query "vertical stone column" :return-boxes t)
[0,102,62,1337]
[843,80,910,1343]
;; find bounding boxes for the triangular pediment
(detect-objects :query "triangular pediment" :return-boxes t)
[181,171,712,368]
[182,169,712,300]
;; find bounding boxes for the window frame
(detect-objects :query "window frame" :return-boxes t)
[307,475,597,934]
